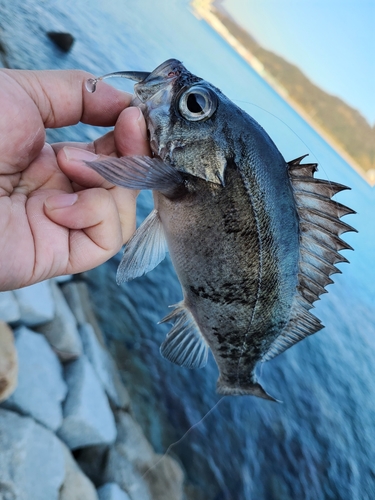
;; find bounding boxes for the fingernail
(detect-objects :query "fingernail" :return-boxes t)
[45,193,78,209]
[63,147,99,162]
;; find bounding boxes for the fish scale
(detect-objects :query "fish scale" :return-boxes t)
[86,59,356,400]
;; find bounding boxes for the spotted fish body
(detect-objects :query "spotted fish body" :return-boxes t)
[88,59,355,399]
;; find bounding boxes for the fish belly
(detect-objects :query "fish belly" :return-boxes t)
[155,163,299,392]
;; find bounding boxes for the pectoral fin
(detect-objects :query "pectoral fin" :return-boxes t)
[116,209,167,283]
[159,302,208,369]
[86,155,183,196]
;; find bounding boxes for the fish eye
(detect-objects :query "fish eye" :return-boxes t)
[178,85,217,122]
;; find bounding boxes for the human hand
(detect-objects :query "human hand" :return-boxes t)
[0,68,150,291]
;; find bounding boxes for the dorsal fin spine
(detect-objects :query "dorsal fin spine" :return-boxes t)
[262,156,355,361]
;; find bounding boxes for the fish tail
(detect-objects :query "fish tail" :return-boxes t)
[216,377,279,402]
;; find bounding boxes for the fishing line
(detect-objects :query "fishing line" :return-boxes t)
[230,98,351,222]
[141,396,226,479]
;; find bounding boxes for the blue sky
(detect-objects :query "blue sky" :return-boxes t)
[222,0,375,125]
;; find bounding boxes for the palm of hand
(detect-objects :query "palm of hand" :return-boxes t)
[0,69,149,290]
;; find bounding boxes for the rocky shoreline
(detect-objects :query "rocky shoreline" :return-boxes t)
[0,277,184,499]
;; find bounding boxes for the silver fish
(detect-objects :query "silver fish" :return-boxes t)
[87,59,356,400]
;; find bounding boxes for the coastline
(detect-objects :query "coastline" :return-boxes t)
[191,0,374,186]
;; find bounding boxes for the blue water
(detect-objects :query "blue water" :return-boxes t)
[1,0,374,498]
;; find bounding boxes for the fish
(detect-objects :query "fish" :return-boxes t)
[86,59,356,400]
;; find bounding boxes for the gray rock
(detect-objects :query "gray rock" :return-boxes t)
[0,291,21,323]
[80,323,130,409]
[104,412,184,500]
[61,281,105,344]
[0,321,17,402]
[13,281,55,326]
[37,281,83,361]
[59,442,98,500]
[0,409,65,500]
[1,326,67,431]
[97,483,131,500]
[58,355,117,450]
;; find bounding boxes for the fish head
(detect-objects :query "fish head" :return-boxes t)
[127,59,230,185]
[116,58,285,186]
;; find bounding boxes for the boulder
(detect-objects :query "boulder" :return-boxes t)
[0,322,17,402]
[98,483,131,500]
[58,355,116,450]
[1,326,67,430]
[80,323,130,408]
[59,443,98,500]
[0,409,65,500]
[37,281,83,361]
[47,32,75,52]
[0,291,21,323]
[13,281,55,326]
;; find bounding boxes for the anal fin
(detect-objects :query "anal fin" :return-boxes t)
[116,209,167,283]
[159,302,208,369]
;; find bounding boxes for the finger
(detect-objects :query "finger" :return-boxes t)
[44,188,136,272]
[1,68,133,128]
[113,106,151,156]
[55,106,150,188]
[56,148,111,189]
[52,130,115,160]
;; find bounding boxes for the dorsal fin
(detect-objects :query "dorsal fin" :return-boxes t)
[263,156,356,361]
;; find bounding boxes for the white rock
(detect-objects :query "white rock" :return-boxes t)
[0,321,18,402]
[58,355,117,450]
[37,281,83,361]
[0,409,65,500]
[59,442,98,500]
[80,323,130,408]
[0,290,21,323]
[1,326,67,430]
[97,483,131,500]
[13,281,55,326]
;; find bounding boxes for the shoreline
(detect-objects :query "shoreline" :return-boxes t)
[191,0,374,186]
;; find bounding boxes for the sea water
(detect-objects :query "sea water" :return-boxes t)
[1,0,374,498]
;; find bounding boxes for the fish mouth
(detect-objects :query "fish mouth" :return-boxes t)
[105,59,185,108]
[132,59,185,103]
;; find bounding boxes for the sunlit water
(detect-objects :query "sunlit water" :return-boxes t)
[1,0,374,498]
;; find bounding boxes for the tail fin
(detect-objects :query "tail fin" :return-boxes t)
[216,378,279,402]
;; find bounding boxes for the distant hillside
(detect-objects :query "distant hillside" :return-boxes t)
[211,3,374,175]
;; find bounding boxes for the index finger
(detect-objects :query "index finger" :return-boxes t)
[0,68,133,128]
